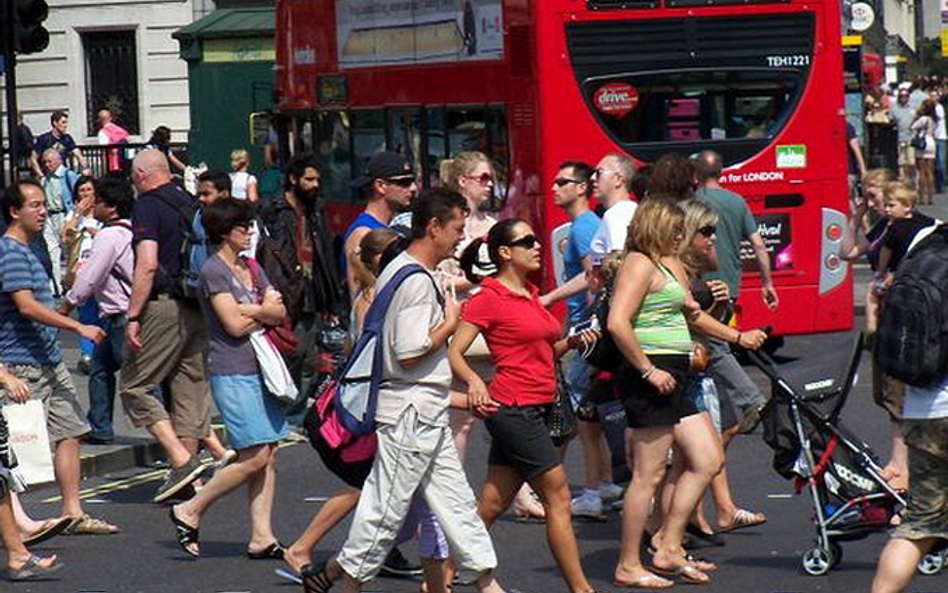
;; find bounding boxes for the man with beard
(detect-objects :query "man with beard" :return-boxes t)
[257,154,347,426]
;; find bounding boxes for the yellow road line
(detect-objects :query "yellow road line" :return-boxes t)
[40,440,301,503]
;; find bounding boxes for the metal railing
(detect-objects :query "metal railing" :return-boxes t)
[74,142,189,179]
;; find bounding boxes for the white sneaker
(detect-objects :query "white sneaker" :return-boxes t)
[571,491,604,518]
[599,482,624,503]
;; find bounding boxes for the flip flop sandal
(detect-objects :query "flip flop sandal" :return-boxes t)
[247,541,285,560]
[650,563,710,585]
[718,508,768,533]
[301,563,334,593]
[614,573,675,589]
[685,523,725,547]
[22,517,72,546]
[9,554,65,581]
[683,552,717,572]
[169,507,200,559]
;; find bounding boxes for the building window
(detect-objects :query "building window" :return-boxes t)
[82,30,140,137]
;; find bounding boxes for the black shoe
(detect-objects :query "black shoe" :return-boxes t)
[85,435,115,445]
[737,403,765,435]
[380,546,423,577]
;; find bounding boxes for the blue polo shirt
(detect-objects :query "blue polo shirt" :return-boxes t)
[564,210,600,322]
[0,236,61,365]
[339,212,387,274]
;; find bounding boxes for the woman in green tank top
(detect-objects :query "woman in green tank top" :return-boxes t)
[607,197,767,588]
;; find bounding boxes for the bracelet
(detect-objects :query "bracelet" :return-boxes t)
[127,317,140,324]
[641,365,656,380]
[734,332,742,346]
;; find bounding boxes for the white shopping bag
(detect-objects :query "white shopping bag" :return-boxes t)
[249,330,299,405]
[2,400,54,485]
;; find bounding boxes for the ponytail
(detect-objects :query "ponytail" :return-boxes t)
[459,237,494,284]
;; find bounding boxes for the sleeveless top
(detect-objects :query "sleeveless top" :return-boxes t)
[634,264,691,355]
[230,171,256,200]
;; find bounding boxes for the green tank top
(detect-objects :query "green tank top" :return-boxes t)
[633,264,692,355]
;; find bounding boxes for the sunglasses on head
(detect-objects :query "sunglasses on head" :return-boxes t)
[384,176,415,188]
[466,172,495,185]
[697,225,717,238]
[507,234,538,249]
[553,177,581,187]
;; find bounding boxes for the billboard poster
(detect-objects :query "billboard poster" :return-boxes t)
[336,0,504,68]
[741,214,793,271]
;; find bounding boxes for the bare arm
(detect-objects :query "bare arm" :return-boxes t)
[125,240,158,351]
[539,270,589,308]
[29,150,44,179]
[237,288,286,326]
[11,290,104,343]
[749,232,779,309]
[849,137,867,179]
[246,178,260,204]
[607,254,654,375]
[447,319,494,411]
[210,293,263,338]
[877,245,894,276]
[344,227,371,298]
[840,202,871,261]
[400,293,460,369]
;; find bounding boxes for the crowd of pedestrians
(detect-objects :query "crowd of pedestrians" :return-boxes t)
[0,101,945,593]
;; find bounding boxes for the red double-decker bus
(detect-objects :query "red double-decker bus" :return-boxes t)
[275,0,852,335]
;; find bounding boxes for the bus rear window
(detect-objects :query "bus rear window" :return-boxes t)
[585,69,802,164]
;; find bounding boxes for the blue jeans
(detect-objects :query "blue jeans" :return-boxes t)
[87,314,125,440]
[936,139,947,193]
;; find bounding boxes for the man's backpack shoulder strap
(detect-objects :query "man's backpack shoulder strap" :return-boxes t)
[153,190,198,232]
[363,264,443,330]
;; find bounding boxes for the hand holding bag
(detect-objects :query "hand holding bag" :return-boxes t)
[548,362,577,447]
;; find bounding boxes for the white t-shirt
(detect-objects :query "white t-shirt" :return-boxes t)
[904,377,948,420]
[374,251,452,427]
[230,171,257,200]
[935,104,948,141]
[588,200,637,263]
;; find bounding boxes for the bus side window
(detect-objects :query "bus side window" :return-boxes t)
[315,111,353,203]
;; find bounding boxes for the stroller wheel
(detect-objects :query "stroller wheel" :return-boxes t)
[917,551,945,575]
[803,547,834,576]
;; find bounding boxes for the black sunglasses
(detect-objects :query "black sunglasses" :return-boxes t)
[507,234,539,249]
[553,177,581,187]
[697,225,717,237]
[383,176,415,188]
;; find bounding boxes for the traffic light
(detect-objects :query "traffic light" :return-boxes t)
[12,0,49,55]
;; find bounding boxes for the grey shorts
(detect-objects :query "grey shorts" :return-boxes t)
[893,418,948,542]
[706,337,760,429]
[1,362,90,445]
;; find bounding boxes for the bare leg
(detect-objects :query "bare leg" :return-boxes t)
[871,537,932,593]
[284,488,361,574]
[421,558,450,593]
[246,444,280,552]
[148,419,192,468]
[54,437,83,518]
[653,416,722,581]
[614,426,674,586]
[201,428,228,460]
[529,466,594,593]
[173,444,270,555]
[478,465,523,528]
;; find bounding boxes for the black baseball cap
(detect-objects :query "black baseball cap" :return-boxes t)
[351,151,415,188]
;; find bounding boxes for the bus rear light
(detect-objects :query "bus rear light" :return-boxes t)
[826,224,842,241]
[825,254,841,270]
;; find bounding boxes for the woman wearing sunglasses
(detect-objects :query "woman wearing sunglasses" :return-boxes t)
[608,197,767,588]
[449,218,604,593]
[440,152,547,521]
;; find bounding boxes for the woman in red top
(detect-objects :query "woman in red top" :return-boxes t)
[449,218,602,593]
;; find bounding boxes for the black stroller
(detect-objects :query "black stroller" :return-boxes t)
[751,332,946,576]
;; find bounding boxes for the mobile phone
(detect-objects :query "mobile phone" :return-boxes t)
[568,316,600,337]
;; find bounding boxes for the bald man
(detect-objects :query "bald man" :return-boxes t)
[121,150,211,503]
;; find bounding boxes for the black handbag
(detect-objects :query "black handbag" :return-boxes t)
[911,127,927,151]
[548,362,576,447]
[579,293,624,373]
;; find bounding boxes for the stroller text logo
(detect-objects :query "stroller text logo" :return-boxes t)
[834,462,876,492]
[804,378,834,391]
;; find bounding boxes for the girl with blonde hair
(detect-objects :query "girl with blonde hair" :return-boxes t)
[230,148,259,203]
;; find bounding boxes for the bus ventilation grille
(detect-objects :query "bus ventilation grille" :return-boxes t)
[567,12,813,69]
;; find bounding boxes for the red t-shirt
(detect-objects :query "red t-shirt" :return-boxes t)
[461,277,562,407]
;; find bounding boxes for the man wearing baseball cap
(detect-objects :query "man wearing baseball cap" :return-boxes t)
[342,152,418,296]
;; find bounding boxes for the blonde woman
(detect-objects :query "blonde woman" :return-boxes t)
[230,149,259,203]
[608,197,765,588]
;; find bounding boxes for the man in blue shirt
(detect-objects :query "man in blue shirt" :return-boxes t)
[29,111,87,180]
[0,180,116,534]
[342,152,417,297]
[541,161,620,518]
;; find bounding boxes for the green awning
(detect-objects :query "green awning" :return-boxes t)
[173,8,274,41]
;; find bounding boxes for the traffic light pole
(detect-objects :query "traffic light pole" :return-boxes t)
[2,0,19,187]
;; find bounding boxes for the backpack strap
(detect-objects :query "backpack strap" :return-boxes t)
[363,264,442,332]
[102,220,134,297]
